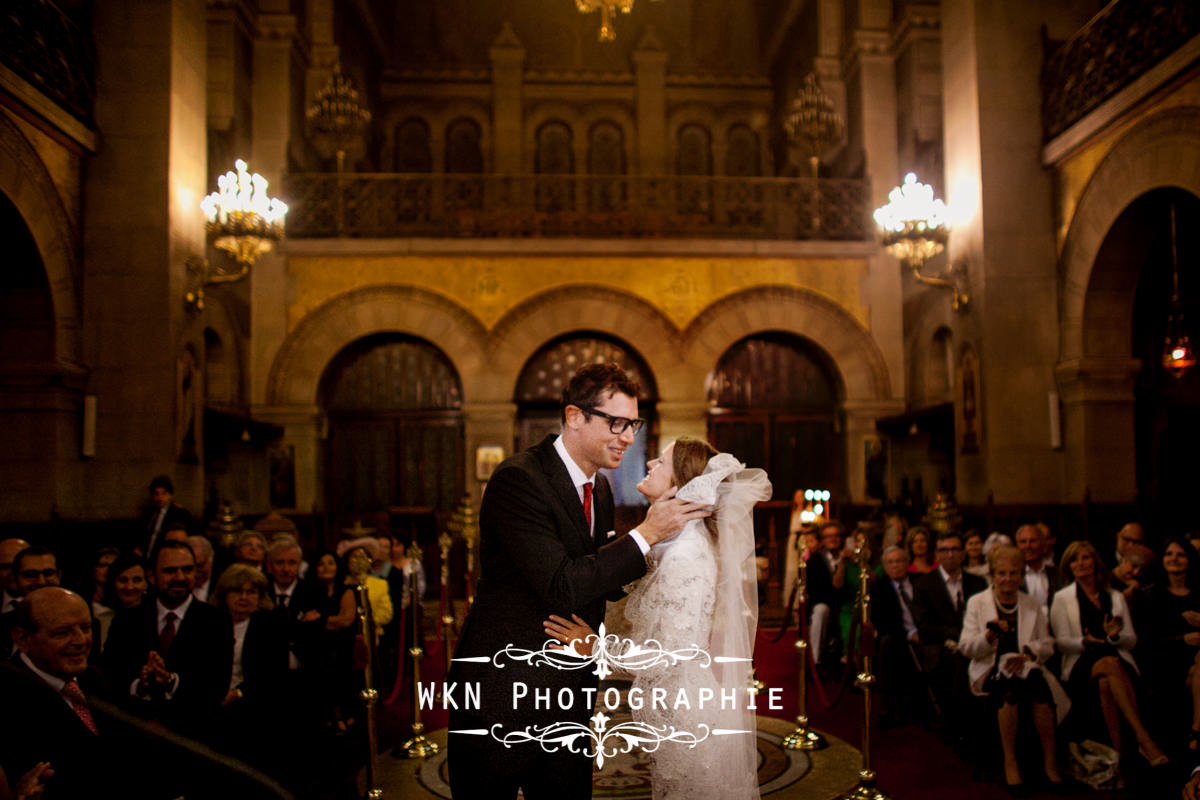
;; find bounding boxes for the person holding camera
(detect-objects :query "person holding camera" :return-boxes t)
[1050,539,1168,769]
[960,544,1069,795]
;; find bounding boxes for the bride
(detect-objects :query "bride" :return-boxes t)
[545,436,771,799]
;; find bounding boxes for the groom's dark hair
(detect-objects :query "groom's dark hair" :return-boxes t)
[560,363,639,422]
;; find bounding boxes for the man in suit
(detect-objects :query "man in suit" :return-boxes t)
[806,521,852,671]
[138,475,192,557]
[3,546,63,656]
[913,530,986,749]
[447,363,706,800]
[871,545,924,727]
[103,540,232,741]
[264,534,322,674]
[1016,523,1059,613]
[1,587,108,799]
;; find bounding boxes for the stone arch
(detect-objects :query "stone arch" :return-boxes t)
[682,286,893,402]
[1061,107,1200,362]
[266,286,488,406]
[487,286,682,402]
[0,113,80,366]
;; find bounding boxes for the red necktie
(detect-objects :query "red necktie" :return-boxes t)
[582,483,593,531]
[62,679,99,735]
[160,611,178,654]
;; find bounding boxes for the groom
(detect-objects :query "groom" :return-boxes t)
[448,363,707,799]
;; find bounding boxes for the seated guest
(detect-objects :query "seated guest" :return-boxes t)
[963,529,989,582]
[334,538,394,637]
[214,564,287,764]
[86,546,120,648]
[806,521,853,671]
[264,535,323,674]
[187,535,217,604]
[1,587,108,799]
[1050,540,1167,767]
[1016,524,1059,614]
[305,550,354,731]
[960,545,1069,794]
[4,547,63,656]
[101,554,149,617]
[1113,522,1147,568]
[232,531,268,573]
[871,545,924,726]
[1138,537,1200,750]
[1112,543,1155,597]
[102,541,232,741]
[0,537,31,614]
[913,530,986,748]
[906,526,937,574]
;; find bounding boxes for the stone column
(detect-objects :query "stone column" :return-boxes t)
[1056,358,1140,504]
[941,0,1064,504]
[843,399,906,504]
[489,23,525,176]
[82,0,208,516]
[248,11,297,408]
[633,28,668,176]
[463,402,517,501]
[253,404,323,512]
[844,24,900,210]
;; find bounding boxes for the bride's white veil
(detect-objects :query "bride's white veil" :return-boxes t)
[676,452,772,765]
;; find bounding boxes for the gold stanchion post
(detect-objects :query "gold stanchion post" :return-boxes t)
[399,540,438,758]
[354,581,383,799]
[834,541,893,800]
[438,528,455,681]
[783,556,826,750]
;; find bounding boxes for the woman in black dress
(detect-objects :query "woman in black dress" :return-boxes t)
[1139,536,1200,749]
[1050,540,1166,766]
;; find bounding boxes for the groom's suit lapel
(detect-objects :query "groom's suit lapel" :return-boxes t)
[537,436,593,550]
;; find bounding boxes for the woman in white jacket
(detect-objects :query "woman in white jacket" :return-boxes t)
[1049,539,1167,767]
[960,545,1069,794]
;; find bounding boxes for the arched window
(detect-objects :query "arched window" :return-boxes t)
[535,120,574,212]
[445,118,484,211]
[394,118,432,173]
[515,333,656,508]
[676,124,712,216]
[707,332,842,500]
[320,334,464,513]
[587,121,626,212]
[725,125,760,177]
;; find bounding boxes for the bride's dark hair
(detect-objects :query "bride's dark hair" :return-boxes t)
[672,436,720,537]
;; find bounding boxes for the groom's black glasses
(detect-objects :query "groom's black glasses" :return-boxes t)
[579,407,647,435]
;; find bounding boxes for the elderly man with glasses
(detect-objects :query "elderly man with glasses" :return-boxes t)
[447,363,710,800]
[913,530,987,754]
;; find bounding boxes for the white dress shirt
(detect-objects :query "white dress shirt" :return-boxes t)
[553,435,649,554]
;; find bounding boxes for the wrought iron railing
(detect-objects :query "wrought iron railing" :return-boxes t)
[1041,0,1199,140]
[283,173,870,241]
[0,0,94,125]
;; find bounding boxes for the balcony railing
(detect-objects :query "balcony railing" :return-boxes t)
[1041,0,1199,141]
[283,173,871,241]
[0,0,94,125]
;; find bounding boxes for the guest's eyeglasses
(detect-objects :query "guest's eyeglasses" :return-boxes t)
[579,407,646,435]
[18,568,59,580]
[936,546,963,554]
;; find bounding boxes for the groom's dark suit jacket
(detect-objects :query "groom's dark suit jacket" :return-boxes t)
[448,435,648,788]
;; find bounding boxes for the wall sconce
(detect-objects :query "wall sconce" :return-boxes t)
[185,159,288,311]
[873,173,969,311]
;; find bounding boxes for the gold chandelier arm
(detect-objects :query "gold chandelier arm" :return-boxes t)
[204,261,251,284]
[908,261,970,312]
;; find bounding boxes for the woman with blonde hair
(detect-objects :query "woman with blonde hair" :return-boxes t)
[545,436,771,799]
[1050,539,1167,767]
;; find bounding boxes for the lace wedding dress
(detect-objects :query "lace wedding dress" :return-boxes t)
[622,454,769,799]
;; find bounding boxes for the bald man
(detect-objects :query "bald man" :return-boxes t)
[1,587,109,799]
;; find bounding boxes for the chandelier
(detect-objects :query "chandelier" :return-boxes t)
[785,73,844,178]
[305,61,372,172]
[185,159,288,311]
[873,173,967,311]
[575,0,661,41]
[1163,203,1195,378]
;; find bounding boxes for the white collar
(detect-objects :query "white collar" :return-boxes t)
[938,565,962,586]
[273,582,296,596]
[19,651,67,693]
[157,594,193,627]
[554,434,595,491]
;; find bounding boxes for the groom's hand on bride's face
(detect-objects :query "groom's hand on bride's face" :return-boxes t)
[638,486,712,545]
